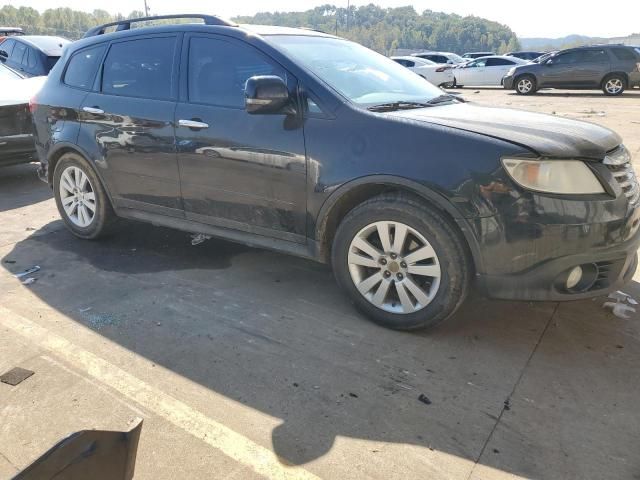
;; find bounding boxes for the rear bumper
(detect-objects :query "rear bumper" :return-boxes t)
[476,216,640,301]
[0,134,36,167]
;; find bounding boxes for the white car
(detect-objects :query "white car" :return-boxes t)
[391,56,455,87]
[454,55,527,87]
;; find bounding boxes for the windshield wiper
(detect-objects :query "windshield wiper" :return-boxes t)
[367,101,432,112]
[425,94,462,105]
[367,95,462,112]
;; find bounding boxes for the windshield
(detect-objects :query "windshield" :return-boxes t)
[268,35,444,106]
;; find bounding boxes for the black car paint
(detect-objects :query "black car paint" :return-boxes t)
[503,46,640,91]
[32,24,640,301]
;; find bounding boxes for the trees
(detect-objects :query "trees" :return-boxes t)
[235,5,520,55]
[0,4,521,54]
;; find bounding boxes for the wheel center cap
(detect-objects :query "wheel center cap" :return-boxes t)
[388,261,400,273]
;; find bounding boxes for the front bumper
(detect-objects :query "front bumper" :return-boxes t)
[502,75,515,89]
[475,212,640,301]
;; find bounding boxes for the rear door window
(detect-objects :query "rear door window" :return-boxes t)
[64,44,106,89]
[581,49,607,63]
[102,36,177,100]
[187,36,286,109]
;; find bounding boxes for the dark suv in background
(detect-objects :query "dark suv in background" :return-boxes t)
[0,36,69,77]
[32,15,640,331]
[503,45,640,95]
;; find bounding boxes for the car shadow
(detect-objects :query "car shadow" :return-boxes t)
[0,163,52,212]
[2,223,638,478]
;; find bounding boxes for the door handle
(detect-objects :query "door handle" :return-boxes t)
[178,119,209,130]
[82,107,104,114]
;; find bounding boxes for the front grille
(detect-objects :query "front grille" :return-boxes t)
[604,146,639,206]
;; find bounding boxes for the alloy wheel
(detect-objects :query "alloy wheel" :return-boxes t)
[517,78,533,94]
[347,221,441,314]
[605,78,623,95]
[58,166,97,228]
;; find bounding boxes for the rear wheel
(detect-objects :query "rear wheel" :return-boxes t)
[602,74,626,96]
[331,193,471,330]
[53,152,117,239]
[515,75,536,95]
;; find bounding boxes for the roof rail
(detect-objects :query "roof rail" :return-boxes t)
[83,14,237,38]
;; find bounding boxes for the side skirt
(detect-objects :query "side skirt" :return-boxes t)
[116,207,323,263]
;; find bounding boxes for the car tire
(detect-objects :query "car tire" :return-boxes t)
[53,152,118,240]
[602,74,626,96]
[331,193,471,331]
[515,75,536,95]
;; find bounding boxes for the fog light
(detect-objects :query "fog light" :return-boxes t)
[566,266,583,290]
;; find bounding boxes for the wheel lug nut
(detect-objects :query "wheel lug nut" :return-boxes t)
[380,258,387,265]
[396,273,403,280]
[400,262,407,268]
[384,271,391,278]
[390,253,397,259]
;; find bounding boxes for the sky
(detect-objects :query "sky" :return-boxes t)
[4,0,640,38]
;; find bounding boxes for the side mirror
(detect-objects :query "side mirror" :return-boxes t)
[0,50,8,61]
[245,75,295,115]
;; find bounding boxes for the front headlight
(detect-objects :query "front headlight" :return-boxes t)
[502,158,605,194]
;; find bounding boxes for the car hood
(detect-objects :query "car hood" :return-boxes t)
[389,102,621,159]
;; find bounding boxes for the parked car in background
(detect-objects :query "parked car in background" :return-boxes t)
[0,36,69,77]
[454,55,527,87]
[462,51,494,59]
[33,15,640,331]
[391,56,454,86]
[412,51,465,65]
[505,51,545,61]
[503,45,640,95]
[530,51,556,63]
[0,27,24,43]
[0,63,45,167]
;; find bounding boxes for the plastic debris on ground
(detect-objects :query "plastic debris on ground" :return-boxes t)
[603,290,637,319]
[191,233,212,246]
[21,277,37,285]
[1,367,35,386]
[13,265,40,278]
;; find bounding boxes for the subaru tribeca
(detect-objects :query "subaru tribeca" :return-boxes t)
[32,15,640,330]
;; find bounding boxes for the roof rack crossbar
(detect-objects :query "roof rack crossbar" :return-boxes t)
[83,14,236,38]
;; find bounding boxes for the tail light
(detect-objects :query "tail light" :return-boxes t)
[435,66,451,72]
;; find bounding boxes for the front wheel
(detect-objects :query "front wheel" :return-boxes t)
[515,75,536,95]
[331,194,471,330]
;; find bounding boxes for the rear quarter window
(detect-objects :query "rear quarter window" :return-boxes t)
[611,48,637,61]
[64,44,106,89]
[102,36,177,100]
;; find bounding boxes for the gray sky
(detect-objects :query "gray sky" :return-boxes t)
[4,0,639,38]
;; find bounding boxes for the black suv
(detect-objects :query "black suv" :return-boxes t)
[503,45,640,95]
[32,15,640,330]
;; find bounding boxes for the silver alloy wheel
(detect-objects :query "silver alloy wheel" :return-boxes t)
[347,221,441,314]
[517,78,533,94]
[58,166,97,228]
[605,78,623,94]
